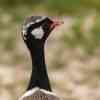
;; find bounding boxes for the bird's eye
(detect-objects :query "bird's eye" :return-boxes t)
[42,23,50,32]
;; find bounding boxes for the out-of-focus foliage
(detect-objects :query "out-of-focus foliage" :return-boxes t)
[1,0,100,14]
[61,14,100,55]
[0,0,44,8]
[1,0,100,100]
[0,0,100,64]
[45,0,100,14]
[45,0,83,15]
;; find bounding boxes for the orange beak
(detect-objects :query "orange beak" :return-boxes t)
[51,19,64,29]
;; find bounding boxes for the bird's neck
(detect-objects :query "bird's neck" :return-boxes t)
[27,44,52,91]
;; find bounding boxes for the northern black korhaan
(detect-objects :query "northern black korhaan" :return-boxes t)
[19,16,63,100]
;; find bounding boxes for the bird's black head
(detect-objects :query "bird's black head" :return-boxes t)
[22,16,63,49]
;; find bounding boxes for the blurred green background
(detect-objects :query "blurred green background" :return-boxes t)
[1,0,100,100]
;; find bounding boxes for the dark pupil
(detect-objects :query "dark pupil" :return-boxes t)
[42,19,53,33]
[43,23,49,31]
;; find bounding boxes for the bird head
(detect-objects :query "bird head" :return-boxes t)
[22,16,63,48]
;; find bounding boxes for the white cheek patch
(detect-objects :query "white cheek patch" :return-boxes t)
[22,16,47,40]
[31,27,44,39]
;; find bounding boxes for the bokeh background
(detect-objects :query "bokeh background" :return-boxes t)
[1,0,100,100]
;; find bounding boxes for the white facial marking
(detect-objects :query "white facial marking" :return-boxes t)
[22,30,26,35]
[22,26,27,40]
[31,27,44,39]
[26,22,34,28]
[22,16,47,40]
[35,16,46,23]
